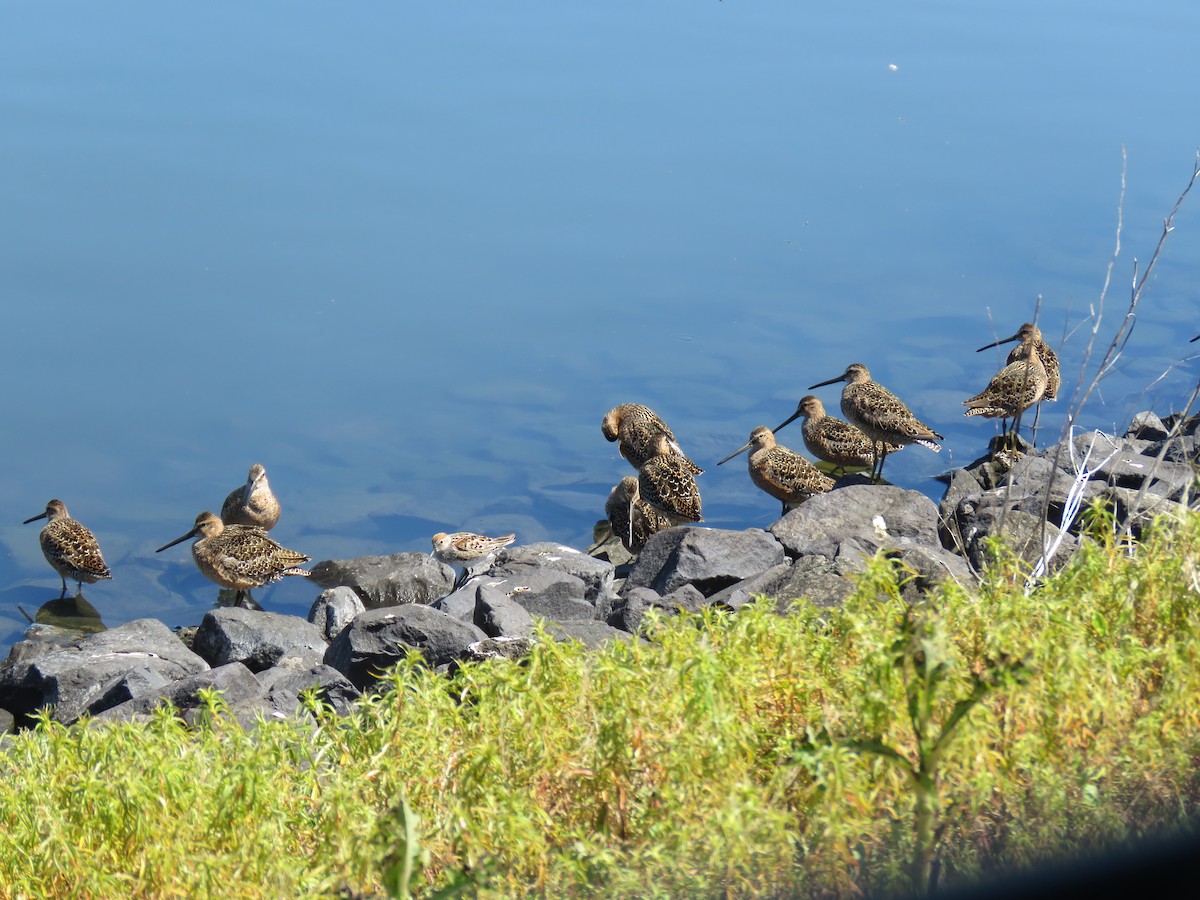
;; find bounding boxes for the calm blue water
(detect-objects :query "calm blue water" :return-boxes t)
[2,1,1198,650]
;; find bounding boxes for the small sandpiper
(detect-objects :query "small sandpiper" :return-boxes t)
[23,499,112,595]
[431,531,516,590]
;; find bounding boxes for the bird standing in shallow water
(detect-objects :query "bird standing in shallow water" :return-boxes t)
[772,394,901,473]
[221,463,281,531]
[718,426,834,516]
[638,432,703,524]
[23,499,112,595]
[809,363,942,481]
[431,531,516,590]
[156,511,310,606]
[605,476,672,554]
[602,403,702,473]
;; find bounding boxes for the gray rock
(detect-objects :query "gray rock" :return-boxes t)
[323,605,487,689]
[474,584,536,638]
[544,621,636,650]
[0,708,13,735]
[491,542,616,605]
[473,570,593,619]
[86,664,174,717]
[624,526,786,596]
[94,662,263,724]
[192,608,327,674]
[1126,411,1169,441]
[310,552,452,608]
[607,584,706,633]
[463,636,534,662]
[430,583,480,621]
[770,485,941,562]
[951,494,1078,573]
[708,558,855,613]
[308,586,366,641]
[0,618,209,725]
[254,663,361,717]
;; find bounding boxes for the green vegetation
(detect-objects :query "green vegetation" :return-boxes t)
[3,507,1200,898]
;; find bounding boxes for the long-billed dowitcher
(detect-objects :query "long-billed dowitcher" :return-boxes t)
[156,512,310,605]
[221,463,281,530]
[964,338,1048,424]
[718,425,834,515]
[809,363,943,481]
[23,499,112,595]
[602,403,702,474]
[638,432,703,524]
[431,531,516,590]
[978,322,1061,402]
[772,394,901,473]
[604,476,672,554]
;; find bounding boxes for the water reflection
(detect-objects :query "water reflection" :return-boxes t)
[17,591,106,639]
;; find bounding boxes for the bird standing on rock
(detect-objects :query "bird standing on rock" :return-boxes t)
[809,363,942,482]
[431,531,516,590]
[718,425,834,516]
[605,476,672,553]
[773,394,901,473]
[637,432,703,525]
[602,403,702,473]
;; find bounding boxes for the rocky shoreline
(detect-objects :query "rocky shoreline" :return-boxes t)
[0,411,1195,734]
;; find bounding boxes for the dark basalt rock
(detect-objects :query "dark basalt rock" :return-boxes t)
[770,485,941,561]
[94,662,263,724]
[491,542,616,605]
[0,618,209,726]
[624,526,787,596]
[607,584,707,633]
[474,584,536,638]
[193,608,328,674]
[310,552,452,608]
[323,604,487,689]
[309,586,366,641]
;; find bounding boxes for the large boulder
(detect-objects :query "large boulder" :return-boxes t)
[323,605,487,689]
[93,662,264,724]
[624,527,786,596]
[490,542,616,605]
[706,557,856,613]
[0,618,208,726]
[310,552,451,608]
[192,608,327,673]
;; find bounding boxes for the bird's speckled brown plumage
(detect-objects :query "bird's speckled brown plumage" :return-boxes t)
[809,363,943,480]
[602,403,702,474]
[221,463,281,531]
[638,433,702,524]
[978,322,1061,402]
[965,339,1048,419]
[23,499,112,594]
[156,511,309,604]
[718,426,834,514]
[605,476,672,553]
[773,394,901,471]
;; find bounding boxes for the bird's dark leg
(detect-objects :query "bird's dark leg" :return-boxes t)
[452,568,467,591]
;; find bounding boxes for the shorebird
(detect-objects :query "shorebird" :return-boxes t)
[604,476,672,554]
[964,338,1048,429]
[978,322,1061,402]
[602,403,702,474]
[772,394,901,473]
[221,463,281,531]
[638,432,703,524]
[718,426,834,515]
[156,512,310,605]
[23,499,112,595]
[809,363,943,481]
[431,531,516,590]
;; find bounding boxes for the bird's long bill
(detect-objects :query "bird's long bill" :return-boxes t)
[772,408,803,434]
[717,442,753,465]
[155,528,198,553]
[808,374,844,390]
[977,331,1021,352]
[21,512,48,525]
